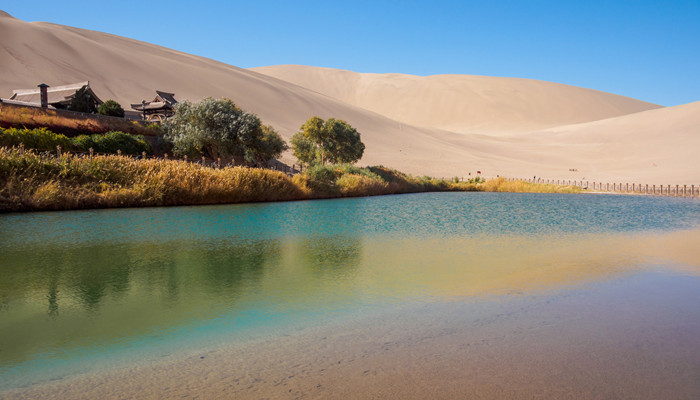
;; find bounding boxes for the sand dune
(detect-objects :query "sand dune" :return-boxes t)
[0,11,698,183]
[250,65,661,134]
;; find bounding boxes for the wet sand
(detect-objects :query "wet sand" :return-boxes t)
[4,270,699,400]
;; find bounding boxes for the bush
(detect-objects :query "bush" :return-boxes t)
[336,173,387,197]
[163,98,287,163]
[306,164,342,183]
[71,131,151,155]
[97,100,125,118]
[0,127,72,151]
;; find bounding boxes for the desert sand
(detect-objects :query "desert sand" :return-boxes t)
[250,64,661,134]
[1,10,698,183]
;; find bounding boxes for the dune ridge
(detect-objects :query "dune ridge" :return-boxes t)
[0,12,698,183]
[250,65,662,134]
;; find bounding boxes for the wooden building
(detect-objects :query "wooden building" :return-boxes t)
[7,81,103,109]
[130,91,178,121]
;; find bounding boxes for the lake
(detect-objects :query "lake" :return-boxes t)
[1,192,699,398]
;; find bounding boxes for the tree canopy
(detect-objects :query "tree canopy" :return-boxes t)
[291,116,364,166]
[162,97,287,163]
[97,100,125,118]
[68,87,99,113]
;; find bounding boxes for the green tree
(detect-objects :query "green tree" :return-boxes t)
[291,116,364,166]
[68,86,99,113]
[248,124,288,163]
[97,100,125,118]
[162,97,286,163]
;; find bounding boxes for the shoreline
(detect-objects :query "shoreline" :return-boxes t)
[0,148,582,213]
[3,269,699,399]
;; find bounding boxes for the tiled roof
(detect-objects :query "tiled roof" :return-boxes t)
[9,82,103,106]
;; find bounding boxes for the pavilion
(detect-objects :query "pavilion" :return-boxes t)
[130,91,178,121]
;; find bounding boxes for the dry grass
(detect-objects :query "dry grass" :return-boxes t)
[0,147,303,212]
[336,173,389,197]
[478,177,582,193]
[0,103,160,137]
[0,150,582,212]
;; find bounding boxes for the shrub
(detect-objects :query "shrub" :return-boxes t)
[336,173,387,197]
[0,127,72,151]
[97,100,125,118]
[163,98,287,163]
[71,131,151,155]
[306,164,341,183]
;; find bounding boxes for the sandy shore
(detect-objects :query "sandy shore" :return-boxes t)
[4,270,699,400]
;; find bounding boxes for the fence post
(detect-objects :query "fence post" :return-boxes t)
[89,147,94,158]
[676,185,679,197]
[19,143,24,155]
[117,149,121,156]
[683,185,687,197]
[164,153,168,161]
[692,185,695,197]
[217,157,221,168]
[56,145,61,160]
[142,151,147,159]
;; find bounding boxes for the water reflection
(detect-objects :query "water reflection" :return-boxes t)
[0,193,698,389]
[300,236,362,276]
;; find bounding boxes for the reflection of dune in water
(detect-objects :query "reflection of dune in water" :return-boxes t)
[0,229,698,386]
[357,229,700,299]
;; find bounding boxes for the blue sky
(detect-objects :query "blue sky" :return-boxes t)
[2,0,698,106]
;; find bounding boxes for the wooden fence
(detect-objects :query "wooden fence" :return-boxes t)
[505,177,700,197]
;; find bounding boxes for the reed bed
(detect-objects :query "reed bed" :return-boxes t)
[0,149,580,212]
[0,148,302,212]
[479,177,582,194]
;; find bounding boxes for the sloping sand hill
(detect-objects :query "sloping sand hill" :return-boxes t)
[250,65,661,134]
[1,11,697,184]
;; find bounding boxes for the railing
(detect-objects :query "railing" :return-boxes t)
[505,177,699,197]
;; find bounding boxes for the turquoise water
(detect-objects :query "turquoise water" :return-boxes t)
[0,192,699,390]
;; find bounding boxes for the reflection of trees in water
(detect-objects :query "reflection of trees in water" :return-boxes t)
[200,239,279,296]
[0,239,281,315]
[300,236,362,277]
[47,269,59,317]
[71,250,133,310]
[0,246,134,314]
